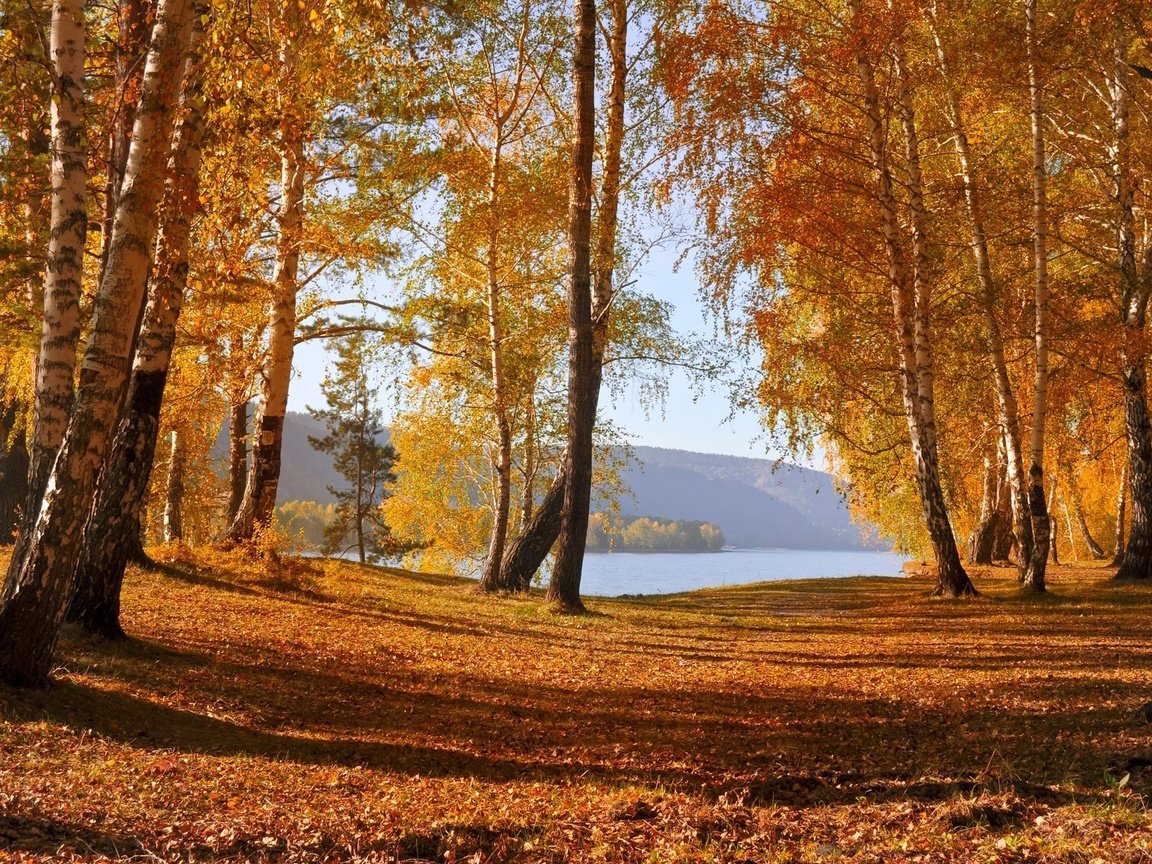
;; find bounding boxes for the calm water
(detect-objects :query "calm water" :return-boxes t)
[567,548,909,597]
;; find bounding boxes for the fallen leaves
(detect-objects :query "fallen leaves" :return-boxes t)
[0,557,1150,861]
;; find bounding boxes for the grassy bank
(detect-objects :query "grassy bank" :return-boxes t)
[1,551,1151,862]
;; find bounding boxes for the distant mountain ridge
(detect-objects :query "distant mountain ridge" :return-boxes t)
[217,412,878,551]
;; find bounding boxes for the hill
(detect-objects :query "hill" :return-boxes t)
[218,412,876,549]
[0,552,1146,862]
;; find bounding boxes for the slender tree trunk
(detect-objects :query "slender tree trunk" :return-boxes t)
[1065,471,1107,559]
[1023,0,1050,590]
[1061,497,1077,562]
[68,15,208,638]
[1111,25,1152,581]
[0,0,198,688]
[926,5,1032,571]
[849,0,973,597]
[478,142,513,592]
[227,8,305,543]
[1049,479,1060,564]
[164,429,186,542]
[547,0,597,612]
[500,0,626,593]
[228,400,248,522]
[26,0,87,514]
[0,404,29,546]
[1113,461,1127,566]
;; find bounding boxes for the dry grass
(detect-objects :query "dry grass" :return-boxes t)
[2,549,1152,861]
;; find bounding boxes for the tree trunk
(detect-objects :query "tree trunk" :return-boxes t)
[1049,479,1059,565]
[926,5,1032,573]
[1111,25,1152,582]
[227,7,305,543]
[26,0,87,514]
[1113,461,1127,566]
[1061,497,1077,562]
[546,0,597,612]
[500,0,626,593]
[849,0,973,597]
[0,0,198,688]
[68,16,208,638]
[0,404,29,546]
[1021,0,1049,591]
[164,429,186,542]
[1065,475,1106,559]
[478,142,513,593]
[228,401,248,523]
[98,0,153,279]
[967,438,999,564]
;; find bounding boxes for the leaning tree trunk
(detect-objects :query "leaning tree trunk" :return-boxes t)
[68,19,208,638]
[546,0,597,613]
[1022,0,1050,590]
[25,0,87,516]
[500,0,627,593]
[1067,476,1107,559]
[227,9,305,543]
[0,0,198,688]
[97,0,152,279]
[1113,461,1128,566]
[851,1,973,597]
[926,6,1033,573]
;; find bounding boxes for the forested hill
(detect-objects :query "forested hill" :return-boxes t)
[234,412,877,551]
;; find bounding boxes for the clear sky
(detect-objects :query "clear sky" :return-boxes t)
[287,247,803,464]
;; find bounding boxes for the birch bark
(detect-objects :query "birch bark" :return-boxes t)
[0,0,198,687]
[848,0,973,596]
[68,12,209,638]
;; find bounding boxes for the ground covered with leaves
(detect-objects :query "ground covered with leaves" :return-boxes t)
[1,551,1152,862]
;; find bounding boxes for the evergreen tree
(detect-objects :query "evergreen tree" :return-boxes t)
[307,332,400,564]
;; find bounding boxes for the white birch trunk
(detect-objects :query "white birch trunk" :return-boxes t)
[28,0,87,508]
[848,0,973,596]
[0,0,198,687]
[926,5,1032,570]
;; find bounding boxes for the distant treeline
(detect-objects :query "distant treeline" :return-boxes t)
[586,513,725,552]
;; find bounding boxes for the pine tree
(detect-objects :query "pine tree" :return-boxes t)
[307,332,400,564]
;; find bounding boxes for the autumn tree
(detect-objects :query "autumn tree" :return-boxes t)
[0,0,199,686]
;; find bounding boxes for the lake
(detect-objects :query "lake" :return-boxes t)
[568,548,909,597]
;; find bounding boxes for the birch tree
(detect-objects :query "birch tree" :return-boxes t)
[67,7,210,638]
[0,0,198,687]
[26,0,87,512]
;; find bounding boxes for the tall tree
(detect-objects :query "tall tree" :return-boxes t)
[1023,0,1050,590]
[67,6,209,638]
[547,0,597,611]
[0,0,199,687]
[500,0,629,593]
[25,0,87,513]
[1110,17,1152,581]
[226,0,306,542]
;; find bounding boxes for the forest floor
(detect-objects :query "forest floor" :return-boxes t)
[1,550,1151,862]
